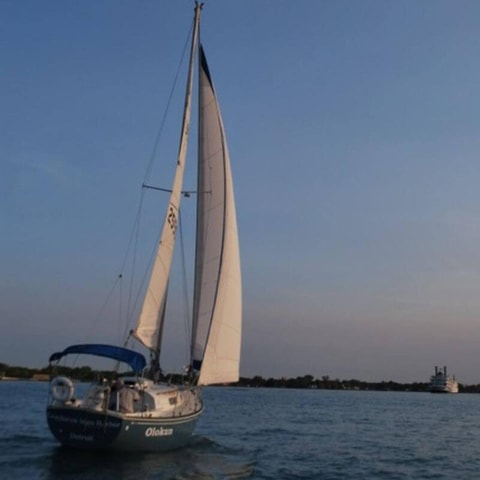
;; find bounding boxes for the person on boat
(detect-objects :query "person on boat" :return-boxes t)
[109,378,139,413]
[108,378,122,410]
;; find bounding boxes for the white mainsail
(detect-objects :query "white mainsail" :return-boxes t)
[192,46,242,385]
[133,10,201,353]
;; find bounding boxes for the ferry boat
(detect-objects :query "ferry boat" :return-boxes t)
[429,366,459,393]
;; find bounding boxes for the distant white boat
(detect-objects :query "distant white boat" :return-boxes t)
[429,366,459,393]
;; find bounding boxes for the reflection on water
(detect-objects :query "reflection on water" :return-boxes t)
[45,436,254,480]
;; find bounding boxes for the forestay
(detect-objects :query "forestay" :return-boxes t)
[133,12,201,353]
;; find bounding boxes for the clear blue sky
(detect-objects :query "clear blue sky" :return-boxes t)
[2,0,480,383]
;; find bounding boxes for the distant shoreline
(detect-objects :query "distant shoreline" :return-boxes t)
[2,362,479,392]
[0,374,50,382]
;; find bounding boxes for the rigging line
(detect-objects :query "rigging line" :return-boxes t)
[143,17,195,184]
[115,189,145,339]
[120,17,196,336]
[83,274,124,344]
[118,273,123,342]
[124,220,164,338]
[178,209,192,363]
[124,200,143,330]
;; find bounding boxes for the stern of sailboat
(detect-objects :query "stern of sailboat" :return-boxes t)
[46,377,204,451]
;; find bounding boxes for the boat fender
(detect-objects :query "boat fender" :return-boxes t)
[51,376,75,403]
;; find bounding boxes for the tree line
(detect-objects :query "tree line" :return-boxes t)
[236,375,431,391]
[3,362,480,393]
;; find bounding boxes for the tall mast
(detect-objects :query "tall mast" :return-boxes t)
[132,3,202,374]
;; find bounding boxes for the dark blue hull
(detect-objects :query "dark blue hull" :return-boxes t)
[47,405,203,451]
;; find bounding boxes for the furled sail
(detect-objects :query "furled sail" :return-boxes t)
[133,11,201,353]
[191,46,242,385]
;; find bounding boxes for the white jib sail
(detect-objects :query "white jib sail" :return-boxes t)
[192,46,242,385]
[133,9,201,352]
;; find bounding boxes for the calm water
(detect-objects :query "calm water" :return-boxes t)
[1,381,479,479]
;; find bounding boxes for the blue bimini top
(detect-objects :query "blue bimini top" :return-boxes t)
[49,344,147,373]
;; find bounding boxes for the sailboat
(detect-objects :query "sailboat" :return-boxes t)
[46,2,242,451]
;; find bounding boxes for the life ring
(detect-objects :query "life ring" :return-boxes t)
[50,376,74,403]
